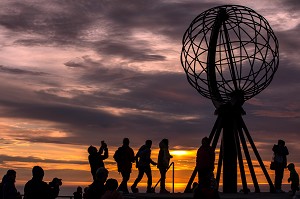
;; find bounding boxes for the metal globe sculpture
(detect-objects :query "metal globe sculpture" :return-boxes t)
[181,5,279,108]
[181,5,278,193]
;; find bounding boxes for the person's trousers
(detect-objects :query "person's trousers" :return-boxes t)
[119,171,130,193]
[159,168,167,190]
[274,166,284,190]
[132,165,152,190]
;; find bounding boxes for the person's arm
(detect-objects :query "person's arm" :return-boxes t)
[284,146,289,155]
[130,148,135,163]
[100,148,109,160]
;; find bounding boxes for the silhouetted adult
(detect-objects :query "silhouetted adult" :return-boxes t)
[272,139,289,193]
[88,141,108,180]
[196,137,215,185]
[85,167,108,199]
[131,140,157,193]
[157,138,173,193]
[113,138,135,193]
[2,169,21,199]
[24,166,59,199]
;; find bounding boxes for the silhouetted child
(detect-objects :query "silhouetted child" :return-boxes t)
[73,186,83,199]
[287,163,299,196]
[102,178,123,199]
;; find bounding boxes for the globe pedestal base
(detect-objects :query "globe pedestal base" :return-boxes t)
[184,104,275,193]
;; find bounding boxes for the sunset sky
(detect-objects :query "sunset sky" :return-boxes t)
[0,0,300,194]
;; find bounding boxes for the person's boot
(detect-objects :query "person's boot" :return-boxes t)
[146,187,155,193]
[131,185,139,193]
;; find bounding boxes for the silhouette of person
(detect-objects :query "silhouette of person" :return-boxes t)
[131,140,157,193]
[101,178,123,199]
[113,138,135,194]
[272,139,289,193]
[49,177,62,199]
[2,169,22,199]
[88,141,109,180]
[85,167,108,199]
[73,186,83,199]
[24,166,60,199]
[157,138,173,193]
[287,163,299,196]
[196,137,215,185]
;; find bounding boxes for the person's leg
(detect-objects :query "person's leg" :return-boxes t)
[131,167,145,192]
[159,168,167,192]
[274,166,284,191]
[145,166,153,192]
[120,171,130,193]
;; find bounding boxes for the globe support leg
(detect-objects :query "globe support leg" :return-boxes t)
[222,114,237,193]
[239,117,275,192]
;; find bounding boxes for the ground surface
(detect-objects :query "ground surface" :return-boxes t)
[123,192,298,199]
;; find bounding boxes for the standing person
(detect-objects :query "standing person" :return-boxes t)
[88,141,109,180]
[287,163,299,197]
[113,138,135,193]
[131,140,157,193]
[157,138,173,193]
[24,166,60,199]
[272,139,289,193]
[196,137,215,185]
[2,170,22,199]
[85,167,108,199]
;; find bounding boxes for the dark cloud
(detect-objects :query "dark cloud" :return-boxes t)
[0,154,86,165]
[0,65,47,76]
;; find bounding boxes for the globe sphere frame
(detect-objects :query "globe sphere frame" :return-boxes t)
[181,5,279,108]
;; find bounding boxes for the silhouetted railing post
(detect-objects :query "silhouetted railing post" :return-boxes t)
[153,162,175,193]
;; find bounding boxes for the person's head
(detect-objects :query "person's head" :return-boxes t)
[95,167,108,183]
[159,139,169,149]
[6,169,16,182]
[105,178,118,191]
[202,137,210,147]
[288,163,295,171]
[123,138,130,146]
[278,139,285,146]
[145,140,152,148]
[32,166,44,181]
[88,145,97,154]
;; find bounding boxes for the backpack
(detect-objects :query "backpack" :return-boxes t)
[113,147,123,163]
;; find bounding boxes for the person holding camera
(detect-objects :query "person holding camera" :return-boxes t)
[88,141,109,180]
[49,177,62,199]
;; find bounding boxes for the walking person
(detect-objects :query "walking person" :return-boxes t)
[157,139,173,193]
[88,141,109,180]
[131,140,157,193]
[272,139,289,193]
[113,138,135,193]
